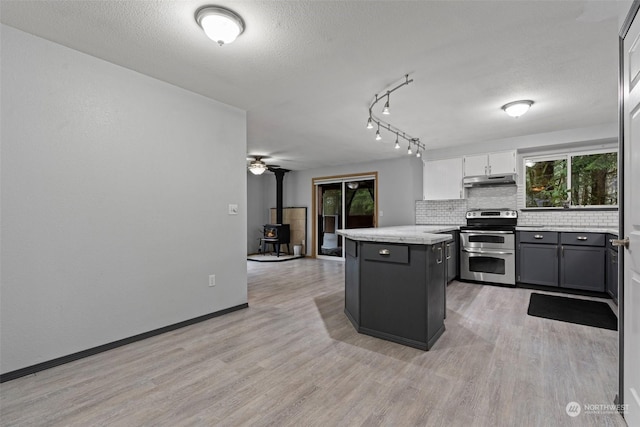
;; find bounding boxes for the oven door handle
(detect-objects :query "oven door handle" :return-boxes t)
[460,230,514,234]
[461,248,514,255]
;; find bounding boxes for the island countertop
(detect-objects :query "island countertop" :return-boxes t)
[337,225,454,245]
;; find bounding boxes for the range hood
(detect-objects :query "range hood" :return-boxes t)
[463,174,517,187]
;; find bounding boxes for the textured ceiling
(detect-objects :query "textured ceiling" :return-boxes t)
[0,1,620,171]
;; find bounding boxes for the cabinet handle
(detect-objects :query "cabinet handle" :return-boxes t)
[534,234,544,239]
[446,243,452,260]
[378,249,390,256]
[577,236,588,241]
[437,246,443,264]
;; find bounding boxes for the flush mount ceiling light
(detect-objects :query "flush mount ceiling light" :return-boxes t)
[366,75,425,156]
[502,100,534,118]
[196,6,244,46]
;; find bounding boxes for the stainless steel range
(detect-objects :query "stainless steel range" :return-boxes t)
[459,209,517,286]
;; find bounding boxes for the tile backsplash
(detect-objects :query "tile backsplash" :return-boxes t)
[517,209,618,228]
[415,199,467,224]
[416,184,618,229]
[466,186,517,210]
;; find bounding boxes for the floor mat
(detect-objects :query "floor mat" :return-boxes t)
[527,293,617,331]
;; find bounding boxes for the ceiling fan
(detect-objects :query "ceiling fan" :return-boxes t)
[247,155,280,175]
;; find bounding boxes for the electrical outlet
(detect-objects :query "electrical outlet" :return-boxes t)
[209,274,216,287]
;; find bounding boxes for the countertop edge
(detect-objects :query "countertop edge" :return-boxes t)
[337,226,453,245]
[516,226,618,235]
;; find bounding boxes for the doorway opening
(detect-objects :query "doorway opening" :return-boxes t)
[312,173,378,260]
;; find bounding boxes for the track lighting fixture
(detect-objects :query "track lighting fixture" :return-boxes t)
[416,150,421,158]
[366,74,425,156]
[366,117,373,129]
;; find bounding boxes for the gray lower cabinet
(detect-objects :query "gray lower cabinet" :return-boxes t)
[517,231,606,293]
[344,238,446,350]
[345,239,360,325]
[560,233,605,292]
[517,231,559,287]
[606,234,619,302]
[444,231,458,283]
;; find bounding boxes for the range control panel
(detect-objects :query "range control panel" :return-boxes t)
[466,209,518,219]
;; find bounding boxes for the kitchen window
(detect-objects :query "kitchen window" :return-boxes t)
[523,150,617,208]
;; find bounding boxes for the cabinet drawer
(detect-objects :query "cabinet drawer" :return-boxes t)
[561,232,605,247]
[519,231,558,244]
[362,243,409,264]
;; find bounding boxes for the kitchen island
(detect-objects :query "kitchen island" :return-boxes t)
[337,226,452,350]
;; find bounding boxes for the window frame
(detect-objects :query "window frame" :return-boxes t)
[522,147,618,209]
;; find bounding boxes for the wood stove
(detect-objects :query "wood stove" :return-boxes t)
[262,224,290,257]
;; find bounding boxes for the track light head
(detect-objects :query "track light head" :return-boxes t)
[366,117,373,129]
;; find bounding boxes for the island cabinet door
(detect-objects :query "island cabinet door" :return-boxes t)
[424,242,446,347]
[360,243,427,344]
[344,239,360,325]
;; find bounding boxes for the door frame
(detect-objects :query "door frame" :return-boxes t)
[311,172,378,259]
[619,0,640,417]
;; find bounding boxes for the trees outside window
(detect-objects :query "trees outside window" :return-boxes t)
[524,150,617,208]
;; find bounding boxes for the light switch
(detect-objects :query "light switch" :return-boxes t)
[228,204,238,215]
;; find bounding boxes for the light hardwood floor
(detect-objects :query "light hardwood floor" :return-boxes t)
[0,259,626,426]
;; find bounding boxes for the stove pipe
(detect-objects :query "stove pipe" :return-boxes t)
[271,168,289,224]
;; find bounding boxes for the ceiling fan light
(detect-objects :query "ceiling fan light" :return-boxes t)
[347,182,359,190]
[248,160,267,175]
[502,100,533,118]
[196,6,244,46]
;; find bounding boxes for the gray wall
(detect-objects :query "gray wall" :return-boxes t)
[0,25,248,374]
[248,156,423,255]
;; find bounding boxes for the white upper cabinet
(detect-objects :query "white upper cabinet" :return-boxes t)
[463,150,516,177]
[423,157,464,200]
[462,154,488,177]
[487,150,517,175]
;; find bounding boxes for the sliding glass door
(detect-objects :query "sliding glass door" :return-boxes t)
[313,174,377,260]
[317,182,343,258]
